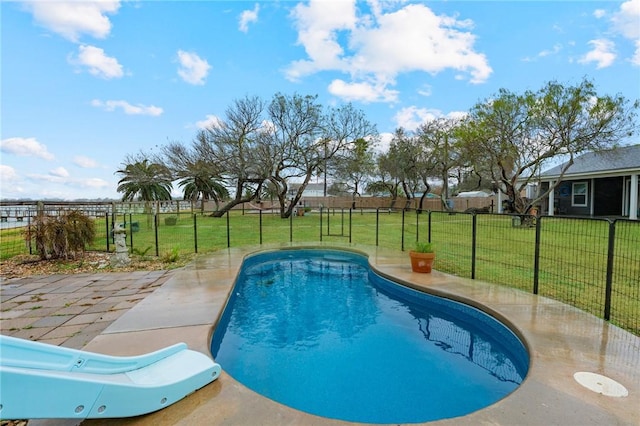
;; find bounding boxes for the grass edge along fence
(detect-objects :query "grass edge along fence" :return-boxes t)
[2,207,638,337]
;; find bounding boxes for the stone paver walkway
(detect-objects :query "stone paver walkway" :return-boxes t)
[0,271,173,350]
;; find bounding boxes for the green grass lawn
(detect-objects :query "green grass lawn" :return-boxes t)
[2,209,638,336]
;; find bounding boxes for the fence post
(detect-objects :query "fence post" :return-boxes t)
[128,213,133,253]
[604,220,616,321]
[27,214,33,255]
[154,214,159,256]
[226,211,230,248]
[259,210,263,245]
[401,208,406,251]
[290,209,293,242]
[193,214,198,254]
[416,209,419,243]
[319,207,323,242]
[105,211,110,252]
[471,213,477,280]
[375,208,380,246]
[533,215,542,294]
[349,208,352,243]
[428,210,432,243]
[111,211,116,245]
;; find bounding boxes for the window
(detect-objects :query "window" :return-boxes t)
[572,182,588,207]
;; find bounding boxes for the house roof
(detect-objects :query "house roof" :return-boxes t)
[289,182,325,191]
[456,191,491,198]
[539,144,640,179]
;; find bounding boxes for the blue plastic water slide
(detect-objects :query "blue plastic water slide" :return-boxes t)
[0,335,221,419]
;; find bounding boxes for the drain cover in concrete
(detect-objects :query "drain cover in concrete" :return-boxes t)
[573,372,628,397]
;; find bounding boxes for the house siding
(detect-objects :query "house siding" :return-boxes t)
[537,144,640,219]
[551,180,591,215]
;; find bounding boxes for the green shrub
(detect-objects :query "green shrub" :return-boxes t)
[25,210,96,260]
[132,245,153,260]
[161,247,180,263]
[414,241,434,253]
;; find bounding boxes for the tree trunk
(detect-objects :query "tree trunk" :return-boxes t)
[351,183,359,209]
[389,193,398,209]
[418,180,431,213]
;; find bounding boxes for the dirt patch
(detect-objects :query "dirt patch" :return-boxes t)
[0,251,193,279]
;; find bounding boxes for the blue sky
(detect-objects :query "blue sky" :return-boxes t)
[1,0,639,200]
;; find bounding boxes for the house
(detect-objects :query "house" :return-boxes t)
[287,182,326,198]
[537,144,640,220]
[456,191,492,198]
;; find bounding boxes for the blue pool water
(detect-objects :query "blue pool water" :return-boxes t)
[211,249,529,423]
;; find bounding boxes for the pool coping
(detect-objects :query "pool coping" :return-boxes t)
[79,243,640,426]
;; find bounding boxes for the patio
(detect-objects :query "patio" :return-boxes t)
[2,243,639,425]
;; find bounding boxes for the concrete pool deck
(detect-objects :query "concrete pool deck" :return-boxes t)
[2,243,639,425]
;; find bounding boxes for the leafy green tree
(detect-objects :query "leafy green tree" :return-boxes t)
[116,158,173,225]
[388,128,423,209]
[457,78,639,214]
[159,142,228,214]
[331,138,376,208]
[177,164,229,214]
[196,95,270,217]
[262,95,377,218]
[368,150,403,208]
[264,93,324,218]
[415,118,463,212]
[129,93,376,219]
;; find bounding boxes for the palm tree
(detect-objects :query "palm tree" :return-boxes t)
[177,161,229,214]
[116,159,173,225]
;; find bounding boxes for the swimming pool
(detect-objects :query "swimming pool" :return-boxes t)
[211,249,529,423]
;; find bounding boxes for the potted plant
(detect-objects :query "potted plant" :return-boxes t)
[409,241,435,273]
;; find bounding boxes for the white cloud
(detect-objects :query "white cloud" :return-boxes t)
[328,79,398,103]
[0,165,19,182]
[260,120,277,134]
[195,114,223,130]
[68,45,124,79]
[23,1,120,42]
[539,44,563,58]
[593,9,607,19]
[239,4,260,33]
[633,40,640,66]
[286,1,491,103]
[393,107,467,131]
[417,85,432,97]
[73,155,99,168]
[286,0,360,81]
[79,178,110,189]
[27,172,66,184]
[50,167,70,178]
[26,171,108,190]
[522,43,563,62]
[394,107,441,131]
[1,137,55,160]
[611,0,640,66]
[579,39,616,68]
[612,0,640,39]
[374,132,393,153]
[176,50,211,85]
[91,99,163,116]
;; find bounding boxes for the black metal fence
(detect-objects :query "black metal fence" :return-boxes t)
[3,206,638,336]
[422,211,639,336]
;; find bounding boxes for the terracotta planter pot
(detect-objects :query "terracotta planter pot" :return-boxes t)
[409,251,435,273]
